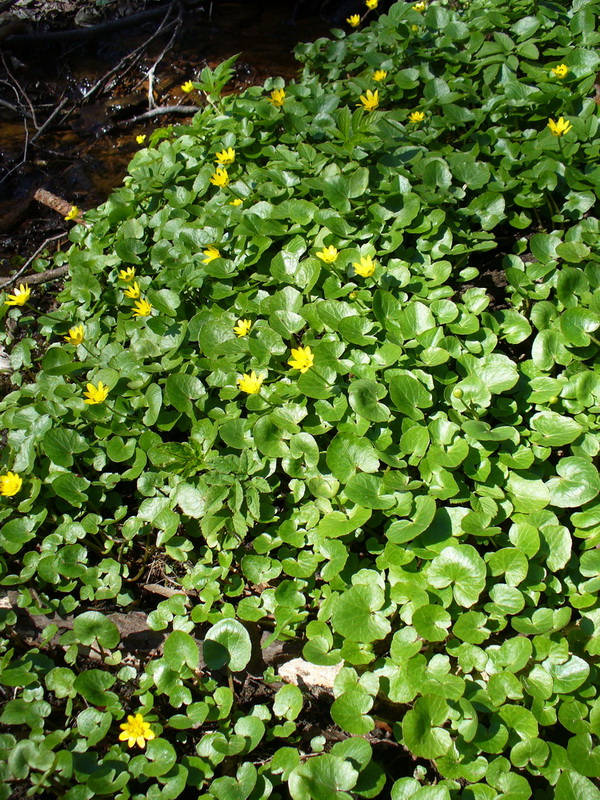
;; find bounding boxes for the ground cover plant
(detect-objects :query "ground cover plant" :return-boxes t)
[1,0,600,797]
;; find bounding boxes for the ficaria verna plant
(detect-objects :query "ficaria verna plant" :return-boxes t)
[1,0,600,798]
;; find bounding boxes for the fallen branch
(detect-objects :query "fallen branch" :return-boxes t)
[4,3,183,44]
[121,104,199,125]
[0,232,67,290]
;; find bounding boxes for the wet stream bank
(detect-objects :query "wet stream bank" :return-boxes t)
[0,0,339,277]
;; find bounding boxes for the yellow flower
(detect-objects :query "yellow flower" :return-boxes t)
[237,371,265,394]
[202,246,221,263]
[358,89,379,112]
[269,88,286,107]
[411,24,420,31]
[132,299,153,318]
[551,64,568,78]
[315,245,339,264]
[119,714,156,749]
[83,381,109,405]
[229,198,243,206]
[366,0,378,7]
[210,168,229,188]
[118,267,136,282]
[64,324,85,345]
[5,284,31,307]
[123,281,142,299]
[181,80,194,93]
[234,318,252,337]
[347,14,361,27]
[136,134,146,144]
[353,255,376,277]
[0,471,22,497]
[547,117,572,136]
[215,147,235,165]
[64,205,79,221]
[409,111,425,123]
[373,70,388,82]
[413,1,426,11]
[288,345,314,374]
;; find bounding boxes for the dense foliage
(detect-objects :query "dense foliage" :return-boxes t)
[1,0,600,797]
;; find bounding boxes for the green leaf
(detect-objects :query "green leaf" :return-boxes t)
[427,545,486,607]
[388,373,433,420]
[164,630,199,672]
[72,611,120,649]
[289,754,358,800]
[348,379,390,422]
[412,605,452,642]
[330,688,375,735]
[402,696,452,759]
[555,770,600,800]
[343,473,396,510]
[204,619,252,672]
[41,428,88,467]
[273,684,303,720]
[331,584,392,643]
[326,434,380,483]
[547,457,600,508]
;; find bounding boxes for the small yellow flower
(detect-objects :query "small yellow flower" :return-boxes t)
[551,64,568,78]
[366,0,378,7]
[119,714,156,749]
[83,381,109,405]
[358,89,379,112]
[234,318,252,337]
[215,147,235,165]
[0,471,22,497]
[123,281,142,299]
[64,205,79,222]
[269,88,286,107]
[353,255,376,278]
[229,198,243,206]
[118,267,136,282]
[411,23,420,31]
[315,245,339,264]
[132,299,153,318]
[64,324,85,345]
[136,134,146,144]
[210,168,229,188]
[347,14,361,27]
[181,80,194,93]
[5,284,31,307]
[409,111,426,123]
[237,371,265,394]
[548,117,572,136]
[373,70,388,82]
[202,246,221,264]
[413,1,426,11]
[288,345,314,374]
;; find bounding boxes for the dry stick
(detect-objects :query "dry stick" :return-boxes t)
[120,105,199,126]
[145,5,184,110]
[0,233,67,290]
[0,95,33,120]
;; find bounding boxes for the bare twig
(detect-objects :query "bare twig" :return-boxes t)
[0,233,67,290]
[29,96,70,145]
[1,51,38,128]
[143,4,184,110]
[120,104,199,126]
[0,95,33,119]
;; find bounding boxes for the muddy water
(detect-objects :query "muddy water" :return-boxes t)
[0,0,334,274]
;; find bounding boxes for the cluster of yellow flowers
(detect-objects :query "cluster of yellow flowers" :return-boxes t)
[119,267,152,318]
[546,65,571,136]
